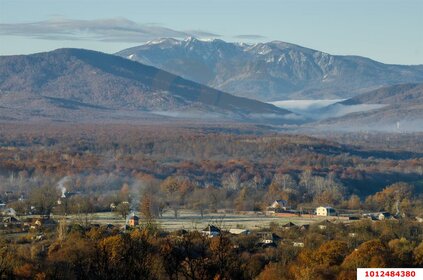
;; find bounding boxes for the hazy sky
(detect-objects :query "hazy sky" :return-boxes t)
[0,0,422,64]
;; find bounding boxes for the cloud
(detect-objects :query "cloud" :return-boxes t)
[0,18,220,43]
[186,30,221,38]
[234,34,266,40]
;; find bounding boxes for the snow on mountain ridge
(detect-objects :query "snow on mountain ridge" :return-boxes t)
[116,38,423,101]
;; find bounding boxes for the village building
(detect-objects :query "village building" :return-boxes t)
[266,200,289,213]
[31,217,57,230]
[34,219,42,227]
[378,212,392,220]
[317,220,333,230]
[293,242,305,247]
[281,222,297,231]
[102,224,115,230]
[121,224,131,231]
[299,224,310,231]
[362,212,393,221]
[2,216,21,227]
[58,191,81,205]
[362,213,378,220]
[1,208,17,217]
[316,206,336,216]
[128,214,139,227]
[173,229,189,237]
[229,228,250,235]
[256,232,281,247]
[201,225,221,237]
[33,234,46,241]
[4,191,13,197]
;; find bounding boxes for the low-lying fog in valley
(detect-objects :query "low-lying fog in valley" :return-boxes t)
[269,99,386,120]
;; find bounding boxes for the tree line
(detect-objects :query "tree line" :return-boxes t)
[1,218,423,279]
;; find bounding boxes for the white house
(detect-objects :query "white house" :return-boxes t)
[316,206,336,216]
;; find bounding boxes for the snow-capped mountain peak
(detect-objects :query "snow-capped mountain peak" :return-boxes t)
[116,38,423,101]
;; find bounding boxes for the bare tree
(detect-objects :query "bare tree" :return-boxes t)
[115,201,131,219]
[30,184,59,217]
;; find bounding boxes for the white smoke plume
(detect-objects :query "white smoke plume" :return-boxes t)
[57,176,71,198]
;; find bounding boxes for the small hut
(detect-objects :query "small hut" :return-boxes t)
[201,225,221,237]
[128,214,139,227]
[282,222,297,230]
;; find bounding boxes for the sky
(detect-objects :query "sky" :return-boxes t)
[0,0,422,65]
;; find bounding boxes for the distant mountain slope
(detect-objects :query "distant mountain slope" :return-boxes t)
[339,83,423,105]
[314,83,423,131]
[0,48,295,122]
[116,38,423,101]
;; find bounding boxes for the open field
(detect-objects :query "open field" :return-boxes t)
[60,210,345,231]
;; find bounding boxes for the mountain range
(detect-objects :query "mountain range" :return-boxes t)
[117,37,423,101]
[0,48,294,123]
[1,42,422,130]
